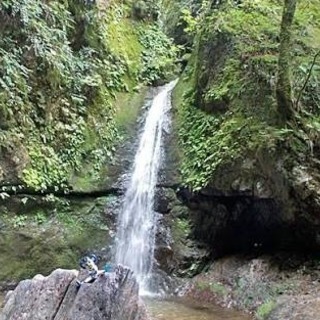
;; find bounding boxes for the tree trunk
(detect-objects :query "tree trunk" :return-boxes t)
[276,0,297,122]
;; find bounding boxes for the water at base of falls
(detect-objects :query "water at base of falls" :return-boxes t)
[145,298,252,320]
[115,80,177,294]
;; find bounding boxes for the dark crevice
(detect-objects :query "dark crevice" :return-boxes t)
[0,182,180,199]
[0,184,124,198]
[51,278,74,320]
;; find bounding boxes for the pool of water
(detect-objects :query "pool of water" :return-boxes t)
[145,298,252,320]
[1,292,252,319]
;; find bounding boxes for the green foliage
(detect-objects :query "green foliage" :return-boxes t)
[1,0,171,190]
[34,211,47,225]
[256,300,276,320]
[0,0,122,188]
[161,0,202,47]
[138,25,180,85]
[179,8,197,36]
[22,144,69,190]
[173,0,320,190]
[204,58,242,103]
[10,215,28,228]
[178,90,276,189]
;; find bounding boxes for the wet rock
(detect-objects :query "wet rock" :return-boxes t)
[175,186,303,256]
[154,188,172,214]
[154,188,210,277]
[154,245,174,272]
[0,265,148,320]
[154,198,170,214]
[147,267,183,295]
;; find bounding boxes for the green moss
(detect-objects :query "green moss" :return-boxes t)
[0,231,78,281]
[195,280,227,297]
[0,196,112,283]
[209,282,227,297]
[114,88,148,136]
[138,24,180,85]
[106,17,143,81]
[172,217,191,240]
[256,300,276,320]
[172,62,196,109]
[70,87,148,192]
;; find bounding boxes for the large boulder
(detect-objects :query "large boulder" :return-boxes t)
[0,265,148,320]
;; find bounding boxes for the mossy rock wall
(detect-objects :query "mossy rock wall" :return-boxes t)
[173,0,320,190]
[0,196,115,287]
[169,1,320,254]
[0,0,178,193]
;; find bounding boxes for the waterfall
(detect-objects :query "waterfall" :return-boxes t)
[115,80,177,294]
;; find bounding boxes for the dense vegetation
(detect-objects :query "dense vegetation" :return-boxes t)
[0,0,179,282]
[0,0,178,193]
[171,0,320,191]
[1,2,320,311]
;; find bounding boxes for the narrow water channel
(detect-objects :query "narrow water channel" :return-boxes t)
[145,298,252,320]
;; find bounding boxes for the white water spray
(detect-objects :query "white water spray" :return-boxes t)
[115,80,177,293]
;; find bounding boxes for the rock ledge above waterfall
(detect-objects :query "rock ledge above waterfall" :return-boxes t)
[0,265,148,320]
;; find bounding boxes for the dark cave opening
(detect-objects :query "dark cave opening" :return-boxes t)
[176,187,320,259]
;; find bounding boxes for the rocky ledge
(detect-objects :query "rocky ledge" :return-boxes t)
[0,265,148,320]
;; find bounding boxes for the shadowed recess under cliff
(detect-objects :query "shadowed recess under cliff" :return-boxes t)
[177,187,320,257]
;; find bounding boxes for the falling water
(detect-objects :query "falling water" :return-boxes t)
[115,80,177,293]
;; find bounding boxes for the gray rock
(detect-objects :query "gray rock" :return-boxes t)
[268,295,320,320]
[0,265,148,320]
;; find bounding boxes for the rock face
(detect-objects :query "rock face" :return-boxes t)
[154,187,210,277]
[184,255,320,320]
[0,265,147,320]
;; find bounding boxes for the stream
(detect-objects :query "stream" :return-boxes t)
[145,298,251,320]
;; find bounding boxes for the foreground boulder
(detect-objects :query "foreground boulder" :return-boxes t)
[0,265,147,320]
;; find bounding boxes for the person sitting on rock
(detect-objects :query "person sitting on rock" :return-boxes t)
[76,254,101,287]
